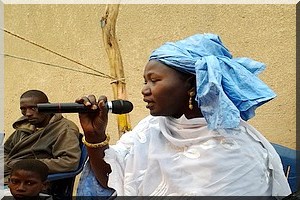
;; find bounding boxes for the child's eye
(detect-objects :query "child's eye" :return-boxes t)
[25,181,37,185]
[9,179,19,184]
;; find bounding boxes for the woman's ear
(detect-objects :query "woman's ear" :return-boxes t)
[185,76,196,91]
[188,87,196,95]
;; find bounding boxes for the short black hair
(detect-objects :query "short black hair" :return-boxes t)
[20,90,49,103]
[10,159,49,182]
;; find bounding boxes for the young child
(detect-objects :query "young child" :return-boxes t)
[3,159,52,200]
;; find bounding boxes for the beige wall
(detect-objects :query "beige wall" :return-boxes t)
[3,4,296,148]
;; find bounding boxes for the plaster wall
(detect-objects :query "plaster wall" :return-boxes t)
[3,4,296,148]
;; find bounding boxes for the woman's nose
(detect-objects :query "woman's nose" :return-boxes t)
[141,85,151,96]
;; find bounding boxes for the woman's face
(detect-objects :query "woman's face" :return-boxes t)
[142,60,191,118]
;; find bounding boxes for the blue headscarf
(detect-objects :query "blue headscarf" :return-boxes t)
[149,33,276,130]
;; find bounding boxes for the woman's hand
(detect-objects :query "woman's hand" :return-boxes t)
[75,95,108,142]
[76,95,112,187]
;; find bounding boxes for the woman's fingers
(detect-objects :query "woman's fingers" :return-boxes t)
[76,95,100,111]
[75,95,95,105]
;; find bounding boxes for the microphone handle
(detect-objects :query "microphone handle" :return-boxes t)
[37,100,133,114]
[37,103,97,113]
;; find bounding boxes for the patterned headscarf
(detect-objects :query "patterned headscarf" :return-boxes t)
[149,33,276,130]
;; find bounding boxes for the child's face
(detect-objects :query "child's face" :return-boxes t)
[8,169,47,199]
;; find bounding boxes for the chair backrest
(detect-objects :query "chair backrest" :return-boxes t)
[47,134,88,199]
[272,143,299,193]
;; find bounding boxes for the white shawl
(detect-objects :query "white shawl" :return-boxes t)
[104,115,291,196]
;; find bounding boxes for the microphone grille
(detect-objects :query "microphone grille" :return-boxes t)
[111,100,133,114]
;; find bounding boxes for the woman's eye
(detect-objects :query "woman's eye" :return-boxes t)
[143,77,159,84]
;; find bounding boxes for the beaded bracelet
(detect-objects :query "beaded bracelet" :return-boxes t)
[82,134,110,148]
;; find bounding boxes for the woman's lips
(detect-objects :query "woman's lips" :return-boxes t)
[146,102,154,109]
[143,99,154,109]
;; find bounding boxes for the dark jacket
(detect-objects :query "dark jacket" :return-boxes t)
[4,114,81,178]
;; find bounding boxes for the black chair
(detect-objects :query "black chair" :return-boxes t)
[47,134,88,200]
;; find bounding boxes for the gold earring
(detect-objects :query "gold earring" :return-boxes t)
[189,91,195,110]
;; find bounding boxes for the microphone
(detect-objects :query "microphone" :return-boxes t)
[37,100,133,114]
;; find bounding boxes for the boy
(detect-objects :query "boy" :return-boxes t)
[3,159,52,200]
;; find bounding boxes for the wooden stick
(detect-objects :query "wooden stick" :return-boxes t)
[100,4,131,137]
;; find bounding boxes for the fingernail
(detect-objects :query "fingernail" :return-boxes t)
[91,105,98,110]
